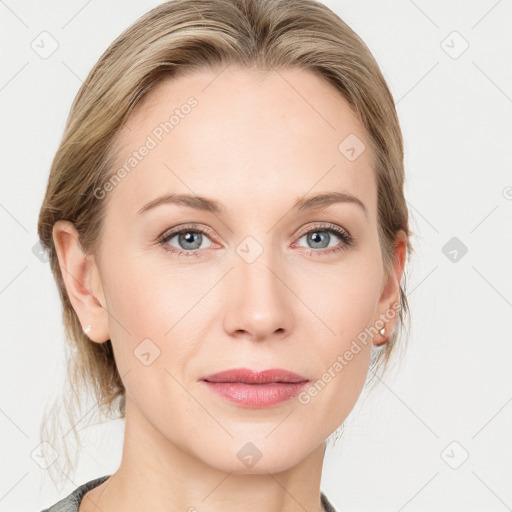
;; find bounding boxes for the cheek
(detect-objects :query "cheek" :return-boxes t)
[101,247,182,330]
[298,292,377,436]
[302,254,383,340]
[99,250,212,379]
[296,254,382,419]
[97,250,171,369]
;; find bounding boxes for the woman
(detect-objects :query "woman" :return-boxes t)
[38,0,412,510]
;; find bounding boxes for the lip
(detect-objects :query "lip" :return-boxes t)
[200,368,309,409]
[201,368,309,384]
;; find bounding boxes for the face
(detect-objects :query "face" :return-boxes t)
[60,65,405,475]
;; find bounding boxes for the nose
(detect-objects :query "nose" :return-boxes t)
[222,250,294,342]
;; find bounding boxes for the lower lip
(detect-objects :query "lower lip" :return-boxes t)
[203,381,309,408]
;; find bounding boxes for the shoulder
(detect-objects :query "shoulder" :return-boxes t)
[321,491,339,512]
[40,475,111,512]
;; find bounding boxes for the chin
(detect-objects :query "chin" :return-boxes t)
[196,435,316,475]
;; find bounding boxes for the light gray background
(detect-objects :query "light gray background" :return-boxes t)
[1,0,511,511]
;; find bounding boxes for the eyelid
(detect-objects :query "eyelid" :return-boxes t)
[294,222,351,240]
[159,223,217,241]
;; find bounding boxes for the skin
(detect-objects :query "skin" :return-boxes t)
[53,65,407,512]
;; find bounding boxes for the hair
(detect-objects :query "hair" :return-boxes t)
[37,0,413,483]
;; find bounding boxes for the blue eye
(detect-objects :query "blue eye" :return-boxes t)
[157,224,214,257]
[157,222,354,258]
[294,223,353,256]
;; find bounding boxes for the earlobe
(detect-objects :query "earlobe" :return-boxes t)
[374,230,408,346]
[52,220,110,343]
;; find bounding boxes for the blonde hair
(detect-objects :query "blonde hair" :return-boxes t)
[37,0,413,482]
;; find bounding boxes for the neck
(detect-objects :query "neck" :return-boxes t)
[85,396,327,512]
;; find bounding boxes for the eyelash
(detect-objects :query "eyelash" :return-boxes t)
[156,222,354,258]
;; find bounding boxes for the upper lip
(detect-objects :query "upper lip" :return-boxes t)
[201,368,309,384]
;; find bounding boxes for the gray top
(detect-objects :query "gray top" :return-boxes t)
[40,474,338,511]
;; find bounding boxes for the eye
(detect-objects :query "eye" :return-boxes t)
[294,222,353,256]
[157,224,215,257]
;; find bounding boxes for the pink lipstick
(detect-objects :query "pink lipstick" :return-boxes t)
[201,368,309,408]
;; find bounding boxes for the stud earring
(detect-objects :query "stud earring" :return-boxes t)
[379,326,385,336]
[83,325,91,334]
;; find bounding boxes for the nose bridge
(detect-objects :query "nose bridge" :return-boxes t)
[223,237,292,338]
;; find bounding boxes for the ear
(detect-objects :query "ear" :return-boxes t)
[52,220,110,344]
[374,229,408,346]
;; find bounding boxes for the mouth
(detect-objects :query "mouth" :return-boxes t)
[200,368,309,408]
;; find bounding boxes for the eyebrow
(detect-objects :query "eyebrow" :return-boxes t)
[137,191,368,218]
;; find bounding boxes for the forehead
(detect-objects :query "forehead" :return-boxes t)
[106,65,377,221]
